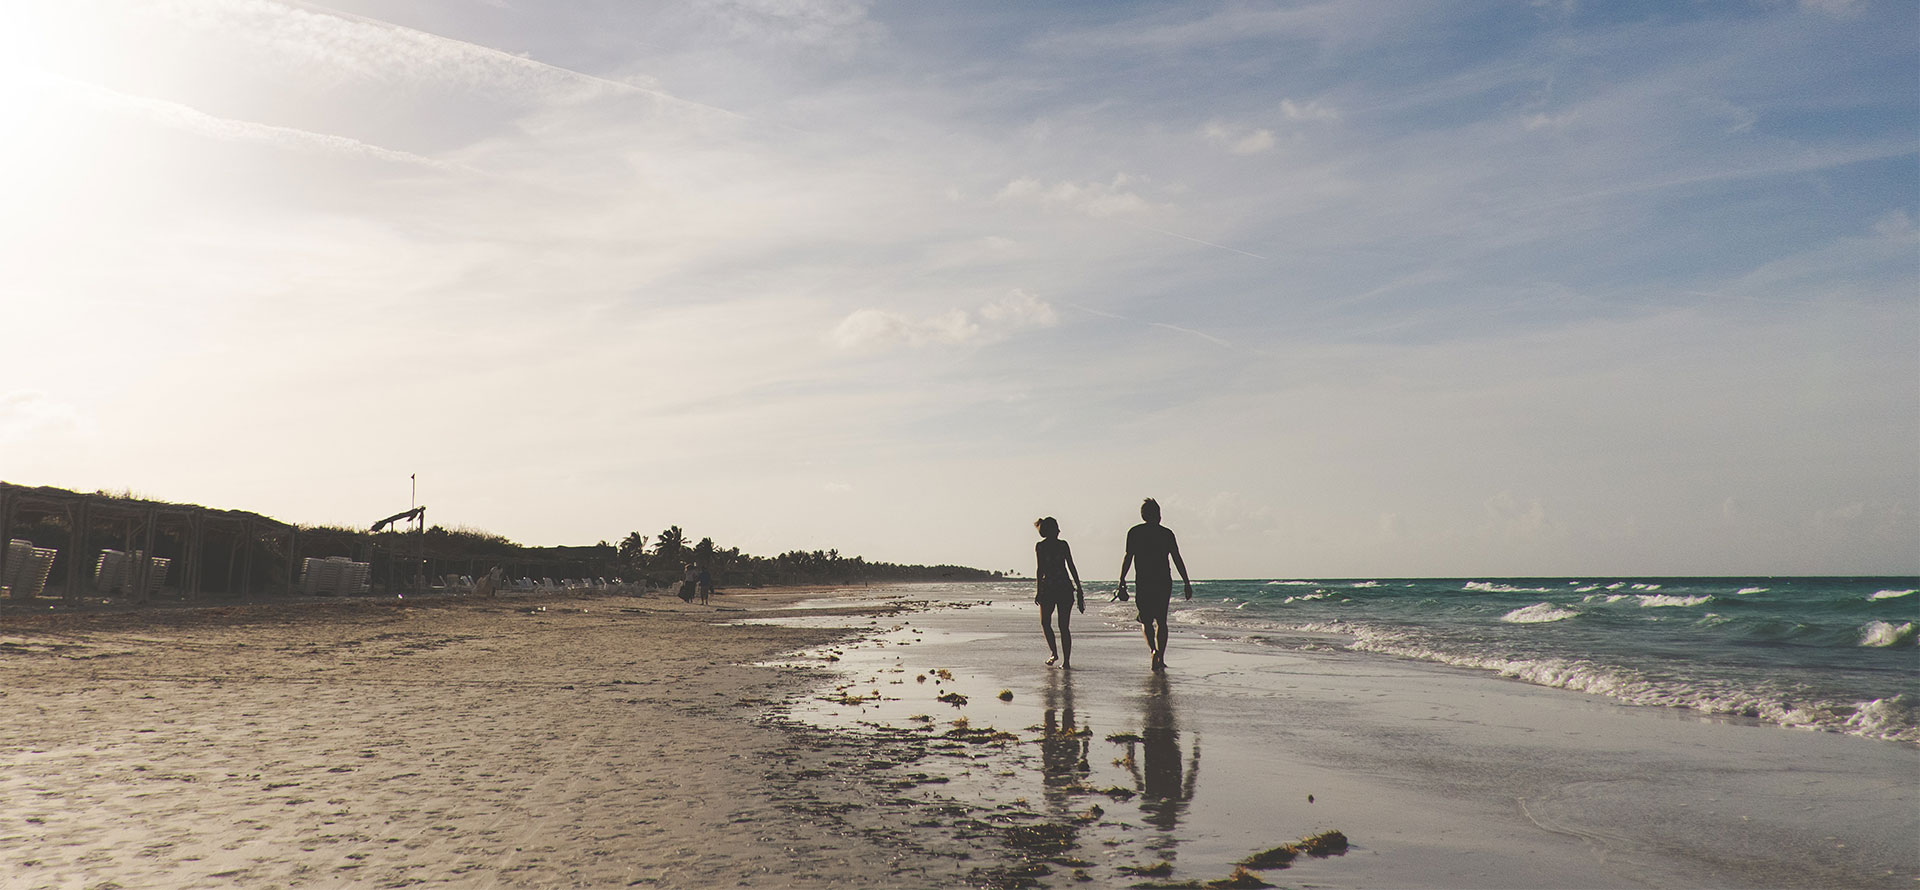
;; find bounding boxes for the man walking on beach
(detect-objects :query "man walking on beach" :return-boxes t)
[1117,498,1192,671]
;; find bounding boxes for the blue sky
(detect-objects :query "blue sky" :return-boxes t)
[2,0,1914,577]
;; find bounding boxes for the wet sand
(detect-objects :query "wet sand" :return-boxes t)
[771,586,1920,889]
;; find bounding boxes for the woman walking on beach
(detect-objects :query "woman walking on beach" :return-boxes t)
[1034,517,1084,668]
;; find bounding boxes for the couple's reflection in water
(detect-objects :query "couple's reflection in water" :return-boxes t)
[1130,672,1201,857]
[1039,671,1200,860]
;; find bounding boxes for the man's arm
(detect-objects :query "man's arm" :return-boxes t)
[1169,531,1192,600]
[1118,552,1133,593]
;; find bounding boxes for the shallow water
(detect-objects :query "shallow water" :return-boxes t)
[754,583,1920,888]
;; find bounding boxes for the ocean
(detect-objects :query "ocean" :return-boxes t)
[1168,576,1919,744]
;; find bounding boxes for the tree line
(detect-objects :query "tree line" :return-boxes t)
[612,525,999,588]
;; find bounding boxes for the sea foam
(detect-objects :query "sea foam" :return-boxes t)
[1465,581,1554,593]
[1859,621,1916,648]
[1735,587,1767,595]
[1869,589,1915,601]
[1340,632,1920,744]
[1502,602,1580,623]
[1630,594,1712,608]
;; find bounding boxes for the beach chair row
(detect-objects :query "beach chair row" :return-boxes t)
[4,542,173,600]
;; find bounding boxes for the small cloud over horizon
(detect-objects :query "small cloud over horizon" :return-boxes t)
[829,290,1060,352]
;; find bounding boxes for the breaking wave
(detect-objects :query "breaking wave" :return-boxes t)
[1464,581,1555,593]
[1341,632,1920,744]
[1501,603,1580,623]
[1859,621,1916,648]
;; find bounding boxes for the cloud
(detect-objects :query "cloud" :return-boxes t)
[1202,122,1275,155]
[1280,98,1338,121]
[692,0,884,56]
[59,74,461,169]
[830,290,1059,351]
[1522,111,1576,131]
[995,175,1153,217]
[145,0,624,100]
[1872,209,1916,241]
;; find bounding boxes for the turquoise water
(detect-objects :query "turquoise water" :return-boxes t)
[1166,577,1919,744]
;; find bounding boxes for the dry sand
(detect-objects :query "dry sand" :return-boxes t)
[0,588,1026,889]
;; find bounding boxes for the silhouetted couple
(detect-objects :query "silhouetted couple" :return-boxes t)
[1035,498,1192,671]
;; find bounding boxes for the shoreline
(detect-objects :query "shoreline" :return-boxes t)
[5,582,1914,888]
[761,583,1920,889]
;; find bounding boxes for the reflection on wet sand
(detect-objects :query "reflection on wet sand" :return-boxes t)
[1125,672,1200,858]
[1039,670,1092,816]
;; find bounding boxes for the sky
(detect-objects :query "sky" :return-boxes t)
[1,0,1915,578]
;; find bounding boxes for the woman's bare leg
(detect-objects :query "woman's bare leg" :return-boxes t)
[1040,602,1060,664]
[1057,605,1073,669]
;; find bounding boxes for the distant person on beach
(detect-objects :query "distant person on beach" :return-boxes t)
[679,564,698,602]
[697,565,713,604]
[1033,516,1085,668]
[1117,498,1192,671]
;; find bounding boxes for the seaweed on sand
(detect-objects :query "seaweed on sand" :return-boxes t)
[1236,829,1349,869]
[1004,822,1077,856]
[1206,866,1275,888]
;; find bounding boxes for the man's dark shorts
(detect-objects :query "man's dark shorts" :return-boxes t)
[1134,581,1172,624]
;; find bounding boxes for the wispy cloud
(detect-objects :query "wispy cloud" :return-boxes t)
[995,175,1154,218]
[1202,122,1275,155]
[58,73,463,170]
[830,290,1059,351]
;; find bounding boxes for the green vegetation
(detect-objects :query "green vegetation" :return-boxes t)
[613,525,1000,588]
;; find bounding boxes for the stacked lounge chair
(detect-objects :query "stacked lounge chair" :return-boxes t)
[3,539,58,599]
[299,556,372,596]
[93,549,171,597]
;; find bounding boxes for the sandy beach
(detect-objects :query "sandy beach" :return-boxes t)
[0,587,1036,889]
[3,583,1915,889]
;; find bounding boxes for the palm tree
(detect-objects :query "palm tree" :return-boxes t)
[693,537,715,567]
[654,526,686,564]
[622,529,652,575]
